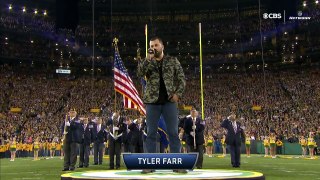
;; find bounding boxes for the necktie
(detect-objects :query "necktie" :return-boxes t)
[233,122,237,133]
[97,125,100,132]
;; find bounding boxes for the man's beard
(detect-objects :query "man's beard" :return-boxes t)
[154,49,162,58]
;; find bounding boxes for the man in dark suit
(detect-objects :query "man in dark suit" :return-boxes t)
[107,112,126,169]
[78,117,94,168]
[184,109,205,169]
[127,118,144,153]
[92,117,107,165]
[221,112,245,168]
[122,117,131,153]
[61,110,82,171]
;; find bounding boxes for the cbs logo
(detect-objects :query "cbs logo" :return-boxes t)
[263,13,282,19]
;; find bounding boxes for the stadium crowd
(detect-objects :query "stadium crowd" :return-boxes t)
[0,64,319,157]
[1,2,320,159]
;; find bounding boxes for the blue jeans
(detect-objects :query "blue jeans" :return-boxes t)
[145,102,180,153]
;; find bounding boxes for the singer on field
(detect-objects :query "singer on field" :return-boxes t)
[137,36,186,173]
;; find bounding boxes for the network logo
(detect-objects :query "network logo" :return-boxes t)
[263,13,282,19]
[288,11,311,20]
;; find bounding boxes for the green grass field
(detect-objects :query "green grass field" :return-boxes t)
[1,154,319,180]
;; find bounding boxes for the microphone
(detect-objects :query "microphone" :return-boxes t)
[148,48,155,54]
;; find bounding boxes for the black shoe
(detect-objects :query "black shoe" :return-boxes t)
[109,167,114,170]
[173,169,188,173]
[69,168,75,171]
[62,168,69,171]
[84,165,89,168]
[196,166,202,169]
[99,162,102,165]
[141,169,155,174]
[93,163,98,165]
[116,167,120,170]
[78,166,83,168]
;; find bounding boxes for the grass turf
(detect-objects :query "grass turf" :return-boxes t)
[0,154,319,180]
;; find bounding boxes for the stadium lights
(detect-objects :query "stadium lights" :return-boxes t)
[9,4,12,10]
[34,9,38,14]
[303,1,307,7]
[22,7,26,13]
[5,37,8,40]
[43,10,47,16]
[316,0,319,4]
[30,40,34,43]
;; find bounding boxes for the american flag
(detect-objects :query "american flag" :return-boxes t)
[114,50,146,115]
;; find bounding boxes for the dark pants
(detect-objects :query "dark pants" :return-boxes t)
[93,142,104,164]
[188,144,204,168]
[79,143,90,167]
[130,144,143,153]
[63,140,79,169]
[276,146,282,155]
[124,142,130,152]
[145,102,180,153]
[228,144,241,167]
[109,141,121,168]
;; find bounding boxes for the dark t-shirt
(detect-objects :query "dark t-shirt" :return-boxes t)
[155,59,169,104]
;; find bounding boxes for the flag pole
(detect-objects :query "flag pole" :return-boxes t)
[113,38,119,112]
[145,24,148,58]
[141,24,148,97]
[199,23,204,120]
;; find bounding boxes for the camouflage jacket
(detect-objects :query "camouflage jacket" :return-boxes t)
[137,55,186,104]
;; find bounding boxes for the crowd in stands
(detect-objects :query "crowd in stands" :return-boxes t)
[182,69,320,142]
[1,64,319,150]
[2,6,320,64]
[1,3,319,157]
